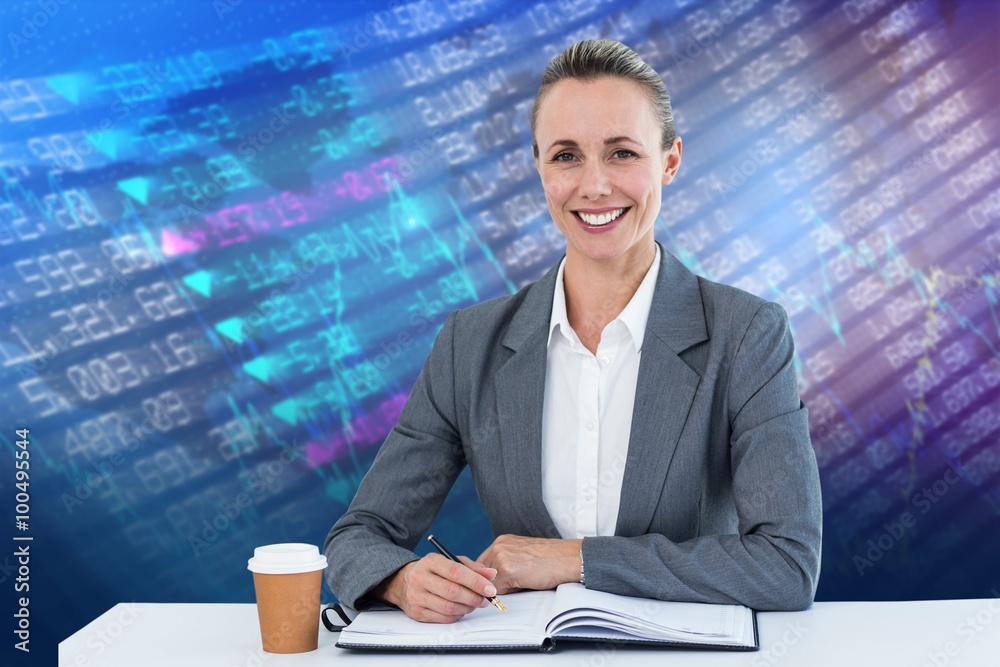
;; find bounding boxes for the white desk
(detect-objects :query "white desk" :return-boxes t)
[59,599,1000,666]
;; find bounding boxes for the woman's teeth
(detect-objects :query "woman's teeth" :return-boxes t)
[577,208,627,226]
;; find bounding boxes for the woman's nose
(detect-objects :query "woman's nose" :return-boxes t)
[577,160,612,199]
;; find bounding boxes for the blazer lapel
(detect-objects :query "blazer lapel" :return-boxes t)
[615,242,709,537]
[494,258,562,539]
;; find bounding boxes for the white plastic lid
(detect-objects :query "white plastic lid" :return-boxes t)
[247,543,328,574]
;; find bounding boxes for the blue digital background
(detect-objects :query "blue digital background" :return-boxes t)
[0,0,998,661]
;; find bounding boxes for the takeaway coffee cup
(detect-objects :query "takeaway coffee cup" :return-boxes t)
[248,543,328,653]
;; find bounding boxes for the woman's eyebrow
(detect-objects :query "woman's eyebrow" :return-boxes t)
[547,136,642,151]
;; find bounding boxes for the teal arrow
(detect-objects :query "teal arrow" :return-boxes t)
[182,270,212,297]
[46,74,82,104]
[243,357,272,383]
[214,317,247,345]
[117,177,149,205]
[272,399,300,425]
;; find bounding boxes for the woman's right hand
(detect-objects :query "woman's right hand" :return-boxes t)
[374,553,498,623]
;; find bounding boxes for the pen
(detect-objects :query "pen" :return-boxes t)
[427,534,508,613]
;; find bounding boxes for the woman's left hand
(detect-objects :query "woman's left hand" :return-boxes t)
[475,535,584,594]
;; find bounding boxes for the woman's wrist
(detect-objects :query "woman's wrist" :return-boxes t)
[373,561,415,606]
[565,538,584,584]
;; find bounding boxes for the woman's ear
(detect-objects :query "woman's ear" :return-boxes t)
[662,136,683,186]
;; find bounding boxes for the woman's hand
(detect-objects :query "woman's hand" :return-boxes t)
[373,553,498,623]
[476,535,584,594]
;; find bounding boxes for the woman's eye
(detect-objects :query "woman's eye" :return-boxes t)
[613,149,636,159]
[552,153,575,162]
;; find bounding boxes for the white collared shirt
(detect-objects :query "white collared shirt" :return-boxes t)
[541,244,661,538]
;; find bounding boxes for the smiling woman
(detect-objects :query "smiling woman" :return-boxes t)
[531,72,681,351]
[325,39,823,623]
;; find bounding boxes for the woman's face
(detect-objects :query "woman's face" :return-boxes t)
[534,76,681,266]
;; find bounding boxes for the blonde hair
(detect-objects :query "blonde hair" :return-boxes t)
[530,39,676,158]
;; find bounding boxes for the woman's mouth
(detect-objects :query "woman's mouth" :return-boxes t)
[573,207,630,233]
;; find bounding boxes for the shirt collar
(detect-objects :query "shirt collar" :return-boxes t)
[547,243,661,352]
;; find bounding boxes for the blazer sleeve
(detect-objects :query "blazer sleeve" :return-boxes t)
[581,302,823,611]
[323,310,467,611]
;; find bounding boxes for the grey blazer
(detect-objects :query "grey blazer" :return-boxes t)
[324,240,822,612]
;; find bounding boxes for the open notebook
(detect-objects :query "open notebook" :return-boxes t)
[336,583,758,652]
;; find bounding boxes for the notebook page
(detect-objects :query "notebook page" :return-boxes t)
[339,589,556,648]
[545,583,741,640]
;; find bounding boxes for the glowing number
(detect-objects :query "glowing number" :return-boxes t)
[135,458,166,493]
[15,259,52,297]
[162,391,192,426]
[317,128,346,160]
[64,189,101,226]
[50,134,84,170]
[206,104,237,138]
[0,81,47,120]
[291,29,328,66]
[193,51,221,87]
[19,378,70,416]
[67,365,103,400]
[368,157,398,191]
[134,286,166,321]
[350,116,381,147]
[171,166,201,201]
[219,154,248,187]
[343,171,372,200]
[88,358,123,394]
[264,38,293,71]
[38,254,75,291]
[142,396,172,432]
[292,84,319,117]
[281,191,308,223]
[167,333,197,366]
[154,450,185,486]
